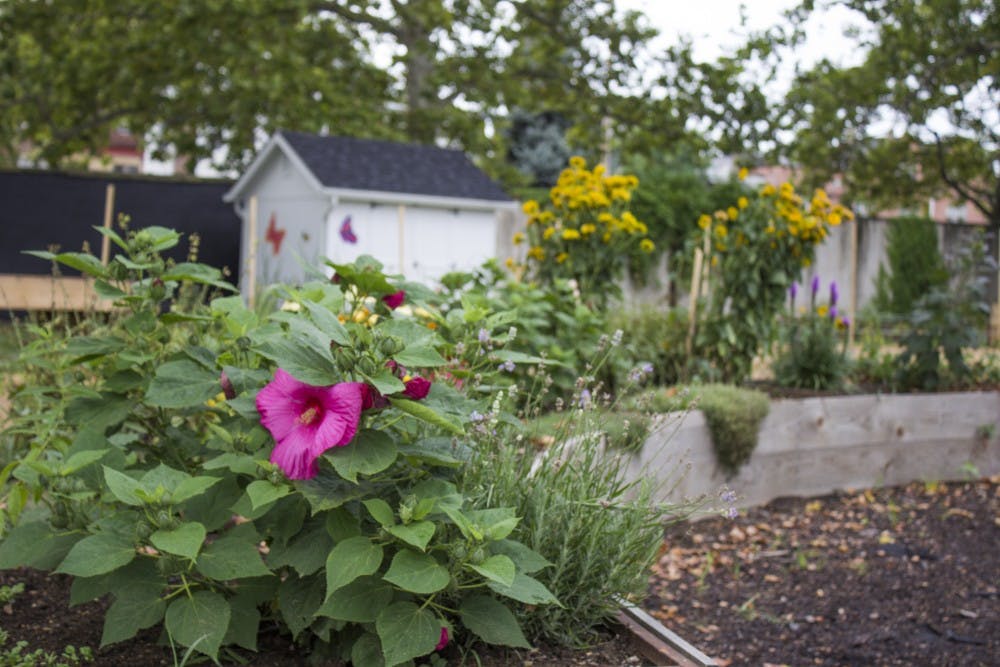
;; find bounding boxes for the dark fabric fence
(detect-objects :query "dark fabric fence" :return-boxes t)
[0,169,239,277]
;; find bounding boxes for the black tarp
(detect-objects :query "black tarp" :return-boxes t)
[0,169,239,277]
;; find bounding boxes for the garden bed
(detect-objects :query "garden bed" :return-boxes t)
[646,478,999,666]
[631,391,1000,507]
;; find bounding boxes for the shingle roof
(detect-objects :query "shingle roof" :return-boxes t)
[280,131,511,202]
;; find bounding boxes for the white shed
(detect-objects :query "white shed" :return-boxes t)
[223,131,516,290]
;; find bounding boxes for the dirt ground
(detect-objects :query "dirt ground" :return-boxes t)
[646,478,1000,667]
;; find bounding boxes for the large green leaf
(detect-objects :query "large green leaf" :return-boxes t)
[459,595,531,648]
[65,336,126,362]
[278,574,325,638]
[245,480,290,510]
[388,397,464,435]
[316,575,394,623]
[266,522,331,576]
[362,498,395,528]
[24,250,108,278]
[223,594,261,651]
[301,298,351,346]
[0,522,81,570]
[101,579,166,646]
[487,572,560,606]
[55,532,135,577]
[197,534,272,580]
[375,601,440,666]
[382,551,449,594]
[253,336,339,386]
[351,633,385,667]
[165,591,230,659]
[161,262,236,291]
[145,360,221,409]
[393,344,447,368]
[171,475,222,504]
[387,522,435,552]
[65,393,131,431]
[325,430,398,483]
[325,537,383,596]
[150,522,206,561]
[488,540,553,574]
[467,554,515,587]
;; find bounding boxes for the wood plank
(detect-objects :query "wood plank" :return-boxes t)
[0,274,113,312]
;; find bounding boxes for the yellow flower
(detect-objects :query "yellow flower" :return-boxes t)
[569,155,586,169]
[737,196,749,210]
[640,239,655,253]
[727,206,739,221]
[698,214,712,230]
[562,229,581,241]
[738,167,749,181]
[714,224,728,238]
[761,184,776,197]
[828,212,842,225]
[598,212,614,224]
[556,252,569,264]
[512,232,525,245]
[817,305,829,317]
[593,164,606,177]
[711,255,719,267]
[802,258,812,267]
[602,232,612,243]
[610,188,631,202]
[543,227,556,240]
[522,200,539,215]
[581,223,596,235]
[528,246,545,261]
[504,257,515,269]
[835,317,846,330]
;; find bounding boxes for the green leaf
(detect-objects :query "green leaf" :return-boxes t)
[266,522,331,576]
[325,537,383,596]
[150,522,206,561]
[316,575,394,623]
[388,397,464,435]
[489,540,553,574]
[375,601,440,666]
[145,360,221,409]
[459,595,531,648]
[302,298,351,346]
[399,437,464,468]
[0,522,81,570]
[65,336,126,362]
[364,368,406,396]
[61,450,107,475]
[165,591,230,659]
[56,532,135,577]
[467,554,515,587]
[203,453,258,476]
[297,472,370,513]
[253,336,339,386]
[327,260,396,294]
[487,572,561,606]
[351,633,385,667]
[223,594,261,651]
[467,508,519,540]
[278,574,325,638]
[245,480,290,510]
[492,349,562,366]
[387,522,435,552]
[24,250,108,278]
[65,393,131,431]
[382,550,449,595]
[363,498,395,528]
[197,534,272,580]
[171,475,222,504]
[101,573,166,646]
[325,430,398,483]
[393,344,447,368]
[161,262,236,291]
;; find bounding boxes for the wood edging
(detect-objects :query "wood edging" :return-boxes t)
[615,599,718,667]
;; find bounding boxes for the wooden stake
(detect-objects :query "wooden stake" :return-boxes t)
[848,217,859,347]
[700,225,712,298]
[100,184,115,266]
[246,195,259,308]
[686,247,704,357]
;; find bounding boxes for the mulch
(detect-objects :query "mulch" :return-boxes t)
[646,478,1000,666]
[1,479,996,666]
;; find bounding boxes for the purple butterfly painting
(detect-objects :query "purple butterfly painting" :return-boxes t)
[339,215,358,244]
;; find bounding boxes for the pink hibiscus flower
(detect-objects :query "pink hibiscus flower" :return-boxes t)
[435,627,449,651]
[256,369,365,480]
[402,375,431,400]
[382,290,406,310]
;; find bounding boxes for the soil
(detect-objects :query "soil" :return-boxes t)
[1,479,996,666]
[646,478,1000,667]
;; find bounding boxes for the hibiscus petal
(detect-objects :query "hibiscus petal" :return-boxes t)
[318,382,365,447]
[270,427,321,480]
[256,369,309,442]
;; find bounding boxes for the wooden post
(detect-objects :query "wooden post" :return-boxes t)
[686,247,705,357]
[246,196,259,308]
[700,225,712,298]
[397,204,406,275]
[100,184,115,266]
[848,217,859,347]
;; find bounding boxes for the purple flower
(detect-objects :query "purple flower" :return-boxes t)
[256,369,365,480]
[829,305,838,320]
[578,389,591,408]
[499,360,516,372]
[641,362,654,374]
[789,282,798,301]
[478,328,490,344]
[810,275,820,296]
[725,507,739,519]
[841,316,851,328]
[829,281,839,307]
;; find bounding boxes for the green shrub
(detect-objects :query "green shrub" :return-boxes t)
[695,384,770,474]
[773,279,850,390]
[607,307,691,387]
[874,216,948,315]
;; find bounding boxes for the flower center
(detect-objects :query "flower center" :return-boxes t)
[298,402,322,425]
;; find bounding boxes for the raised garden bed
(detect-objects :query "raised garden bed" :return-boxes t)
[631,391,1000,507]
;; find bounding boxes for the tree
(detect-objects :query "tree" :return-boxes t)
[0,0,663,175]
[779,0,999,230]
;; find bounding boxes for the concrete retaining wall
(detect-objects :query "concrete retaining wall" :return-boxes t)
[630,391,1000,508]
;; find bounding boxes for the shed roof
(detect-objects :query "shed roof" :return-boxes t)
[226,131,512,204]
